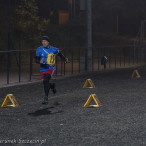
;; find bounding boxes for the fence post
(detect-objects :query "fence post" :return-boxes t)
[18,50,21,82]
[71,50,74,74]
[120,48,121,67]
[56,56,58,75]
[124,48,126,67]
[109,47,111,69]
[64,50,66,76]
[29,50,32,81]
[144,47,146,63]
[78,48,80,73]
[61,59,63,76]
[64,62,66,75]
[133,46,135,65]
[128,47,130,66]
[7,51,11,84]
[136,48,138,64]
[98,47,100,71]
[115,48,116,69]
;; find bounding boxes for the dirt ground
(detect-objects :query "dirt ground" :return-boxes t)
[0,65,145,146]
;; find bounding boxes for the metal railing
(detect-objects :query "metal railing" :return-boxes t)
[0,44,146,86]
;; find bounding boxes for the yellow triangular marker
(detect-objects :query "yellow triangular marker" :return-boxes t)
[131,70,140,78]
[83,79,95,88]
[1,94,19,107]
[84,94,102,108]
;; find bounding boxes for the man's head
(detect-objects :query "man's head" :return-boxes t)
[42,36,50,48]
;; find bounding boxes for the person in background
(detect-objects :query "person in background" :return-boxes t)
[101,56,108,69]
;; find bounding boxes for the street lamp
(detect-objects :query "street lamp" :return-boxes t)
[7,0,12,84]
[85,0,92,72]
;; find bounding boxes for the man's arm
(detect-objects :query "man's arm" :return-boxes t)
[36,48,41,64]
[35,56,45,64]
[57,51,68,63]
[35,48,46,64]
[35,56,40,64]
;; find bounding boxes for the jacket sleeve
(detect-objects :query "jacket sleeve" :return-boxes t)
[36,48,41,64]
[57,50,67,63]
[35,56,47,64]
[35,56,40,64]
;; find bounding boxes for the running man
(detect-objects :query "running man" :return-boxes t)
[35,36,68,104]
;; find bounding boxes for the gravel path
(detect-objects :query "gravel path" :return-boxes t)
[0,65,145,146]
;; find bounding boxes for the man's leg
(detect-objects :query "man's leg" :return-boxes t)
[42,73,51,104]
[104,63,106,69]
[49,69,56,94]
[50,83,56,93]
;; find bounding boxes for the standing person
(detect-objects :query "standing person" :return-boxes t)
[35,36,68,104]
[101,56,108,69]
